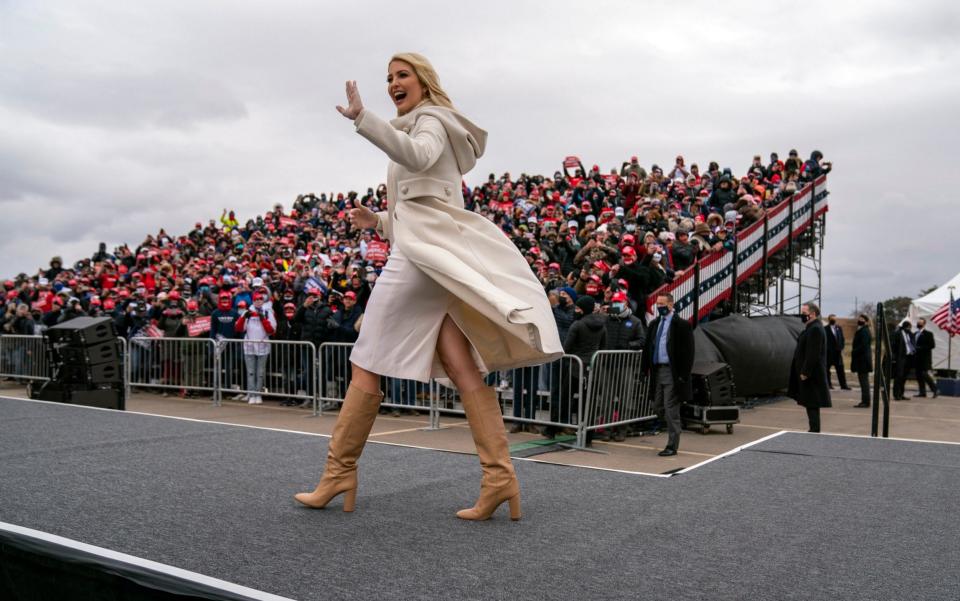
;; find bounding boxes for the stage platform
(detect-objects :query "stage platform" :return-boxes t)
[1,396,958,600]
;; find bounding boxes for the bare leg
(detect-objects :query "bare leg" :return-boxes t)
[435,314,484,392]
[350,361,381,395]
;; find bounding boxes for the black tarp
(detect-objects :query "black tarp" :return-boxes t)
[693,314,803,398]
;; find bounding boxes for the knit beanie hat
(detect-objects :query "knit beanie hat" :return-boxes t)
[576,295,596,314]
[559,286,578,302]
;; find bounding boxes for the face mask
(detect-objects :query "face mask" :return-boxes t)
[657,305,669,317]
[611,302,624,313]
[800,313,810,323]
[199,286,210,294]
[857,320,866,327]
[828,319,836,325]
[558,297,568,307]
[626,224,636,232]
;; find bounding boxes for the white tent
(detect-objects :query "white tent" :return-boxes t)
[907,271,960,370]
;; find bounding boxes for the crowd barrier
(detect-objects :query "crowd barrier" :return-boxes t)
[317,342,432,418]
[0,335,50,381]
[1,335,658,447]
[425,355,586,434]
[650,174,829,321]
[576,350,652,448]
[217,339,316,408]
[126,337,319,408]
[127,337,218,402]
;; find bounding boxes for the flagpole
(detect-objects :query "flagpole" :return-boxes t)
[949,285,956,372]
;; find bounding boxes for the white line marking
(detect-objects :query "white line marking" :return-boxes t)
[671,431,790,475]
[0,521,295,601]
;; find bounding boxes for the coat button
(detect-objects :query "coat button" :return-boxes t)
[444,187,451,196]
[400,186,409,195]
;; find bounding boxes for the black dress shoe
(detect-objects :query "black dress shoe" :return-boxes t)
[854,402,870,408]
[913,394,927,398]
[658,448,677,457]
[841,387,852,390]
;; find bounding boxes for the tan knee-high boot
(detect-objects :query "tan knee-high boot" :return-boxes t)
[456,385,522,521]
[294,382,383,511]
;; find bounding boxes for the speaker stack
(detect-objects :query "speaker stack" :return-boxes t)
[32,316,125,410]
[681,361,738,434]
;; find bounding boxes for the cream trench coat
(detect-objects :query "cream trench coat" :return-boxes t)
[350,98,563,382]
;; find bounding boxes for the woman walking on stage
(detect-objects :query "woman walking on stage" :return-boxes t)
[295,53,562,520]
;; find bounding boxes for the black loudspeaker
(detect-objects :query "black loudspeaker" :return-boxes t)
[57,362,122,385]
[59,340,121,367]
[690,362,736,406]
[45,316,116,346]
[34,381,123,410]
[34,316,125,410]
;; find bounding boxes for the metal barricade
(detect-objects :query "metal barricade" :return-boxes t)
[577,350,652,448]
[127,337,218,402]
[317,342,432,419]
[0,335,50,381]
[427,355,585,434]
[217,339,316,407]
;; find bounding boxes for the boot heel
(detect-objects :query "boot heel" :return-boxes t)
[508,494,521,521]
[342,487,357,512]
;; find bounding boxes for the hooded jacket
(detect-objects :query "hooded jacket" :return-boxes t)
[352,99,563,375]
[562,312,607,368]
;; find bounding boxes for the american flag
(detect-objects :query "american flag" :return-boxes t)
[931,295,960,335]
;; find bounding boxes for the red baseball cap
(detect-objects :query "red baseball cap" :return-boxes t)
[344,291,357,299]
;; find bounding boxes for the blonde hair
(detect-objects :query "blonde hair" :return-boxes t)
[389,52,455,111]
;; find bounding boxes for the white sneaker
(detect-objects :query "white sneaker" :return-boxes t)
[233,393,247,401]
[254,395,263,404]
[247,396,257,404]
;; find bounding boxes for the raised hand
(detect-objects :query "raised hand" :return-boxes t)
[336,80,364,120]
[348,198,378,230]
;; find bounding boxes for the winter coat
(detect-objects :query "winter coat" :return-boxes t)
[915,329,935,371]
[353,98,562,373]
[332,305,363,343]
[604,309,645,351]
[788,319,831,409]
[563,313,607,368]
[295,303,333,346]
[552,302,577,342]
[235,307,277,356]
[850,325,872,374]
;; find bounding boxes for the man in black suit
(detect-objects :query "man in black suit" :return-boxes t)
[640,292,694,457]
[825,314,850,390]
[914,318,938,398]
[788,303,831,432]
[891,321,916,400]
[850,314,873,408]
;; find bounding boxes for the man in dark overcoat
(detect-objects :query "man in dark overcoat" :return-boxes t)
[788,303,831,432]
[891,321,915,400]
[913,318,938,398]
[850,314,873,408]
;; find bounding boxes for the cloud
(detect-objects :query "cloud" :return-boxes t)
[1,0,958,314]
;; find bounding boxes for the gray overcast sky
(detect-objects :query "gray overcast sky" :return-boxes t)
[1,0,957,313]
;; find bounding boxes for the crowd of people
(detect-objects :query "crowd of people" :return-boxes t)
[0,149,832,420]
